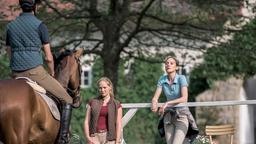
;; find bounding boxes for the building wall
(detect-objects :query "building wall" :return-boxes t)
[195,77,246,144]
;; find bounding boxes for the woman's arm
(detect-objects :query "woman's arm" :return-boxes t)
[115,107,123,144]
[151,87,162,112]
[167,86,188,105]
[159,86,188,114]
[84,105,94,144]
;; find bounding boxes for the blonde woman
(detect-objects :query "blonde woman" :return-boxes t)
[151,56,198,144]
[84,77,123,144]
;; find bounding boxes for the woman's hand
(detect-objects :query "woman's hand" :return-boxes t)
[86,137,94,144]
[49,71,55,77]
[158,102,168,115]
[151,101,158,112]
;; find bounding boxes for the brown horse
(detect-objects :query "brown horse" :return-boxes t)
[0,48,83,144]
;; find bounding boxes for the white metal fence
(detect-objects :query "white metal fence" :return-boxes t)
[120,100,256,144]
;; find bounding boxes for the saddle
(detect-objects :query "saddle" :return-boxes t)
[16,77,60,121]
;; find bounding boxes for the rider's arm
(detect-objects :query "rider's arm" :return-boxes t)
[39,23,54,77]
[43,44,54,77]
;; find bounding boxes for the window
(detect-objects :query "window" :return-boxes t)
[81,66,92,88]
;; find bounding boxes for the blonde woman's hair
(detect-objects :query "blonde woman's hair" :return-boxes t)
[163,56,179,66]
[97,77,114,98]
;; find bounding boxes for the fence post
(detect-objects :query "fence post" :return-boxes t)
[121,108,138,144]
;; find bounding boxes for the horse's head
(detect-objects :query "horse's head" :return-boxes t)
[54,48,84,106]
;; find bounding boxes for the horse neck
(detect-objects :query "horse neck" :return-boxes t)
[55,56,71,89]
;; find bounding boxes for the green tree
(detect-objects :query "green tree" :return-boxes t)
[0,55,10,79]
[37,0,244,91]
[118,59,166,144]
[0,0,245,93]
[189,18,256,98]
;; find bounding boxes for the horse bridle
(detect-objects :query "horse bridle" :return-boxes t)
[55,50,81,99]
[66,56,81,99]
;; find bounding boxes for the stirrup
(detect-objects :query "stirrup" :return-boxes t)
[72,95,82,108]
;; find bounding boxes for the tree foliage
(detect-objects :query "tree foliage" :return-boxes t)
[0,55,10,79]
[33,0,244,91]
[0,0,245,93]
[189,18,256,97]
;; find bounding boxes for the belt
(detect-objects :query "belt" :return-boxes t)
[97,129,107,133]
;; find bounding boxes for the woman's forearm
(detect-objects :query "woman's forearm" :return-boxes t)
[84,106,92,139]
[115,108,123,144]
[115,124,122,144]
[152,87,162,102]
[166,86,188,106]
[151,88,162,112]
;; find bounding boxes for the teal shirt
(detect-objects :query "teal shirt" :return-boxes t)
[157,74,188,101]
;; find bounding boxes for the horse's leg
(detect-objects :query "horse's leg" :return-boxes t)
[0,80,34,144]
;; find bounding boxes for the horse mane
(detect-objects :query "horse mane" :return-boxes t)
[53,49,82,98]
[54,49,73,68]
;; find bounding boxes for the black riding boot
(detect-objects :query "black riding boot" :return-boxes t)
[58,103,72,144]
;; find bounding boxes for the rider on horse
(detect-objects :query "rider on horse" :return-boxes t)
[5,0,80,143]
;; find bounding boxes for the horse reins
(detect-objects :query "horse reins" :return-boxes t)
[55,50,82,98]
[67,56,81,98]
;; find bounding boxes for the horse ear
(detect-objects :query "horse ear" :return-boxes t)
[74,48,84,58]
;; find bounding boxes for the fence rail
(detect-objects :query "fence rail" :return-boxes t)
[121,100,256,108]
[120,100,256,144]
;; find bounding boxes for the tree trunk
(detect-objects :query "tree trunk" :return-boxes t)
[102,32,121,95]
[102,54,120,96]
[100,19,123,96]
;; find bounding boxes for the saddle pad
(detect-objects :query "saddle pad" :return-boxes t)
[37,92,60,121]
[26,81,46,94]
[16,77,60,121]
[16,77,46,94]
